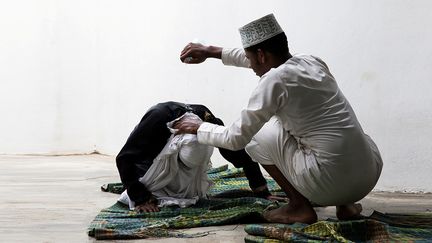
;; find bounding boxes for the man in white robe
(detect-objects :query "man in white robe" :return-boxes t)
[175,14,383,224]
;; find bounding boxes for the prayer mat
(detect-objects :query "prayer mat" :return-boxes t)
[89,165,283,240]
[100,165,283,197]
[244,211,432,242]
[90,165,432,241]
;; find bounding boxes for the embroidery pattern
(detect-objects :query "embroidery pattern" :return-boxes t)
[239,14,283,48]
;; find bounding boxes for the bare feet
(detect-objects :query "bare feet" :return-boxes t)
[336,203,363,220]
[263,202,317,224]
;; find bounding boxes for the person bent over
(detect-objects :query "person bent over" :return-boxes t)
[116,101,272,212]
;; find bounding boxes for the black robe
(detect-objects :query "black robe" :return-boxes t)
[116,101,268,205]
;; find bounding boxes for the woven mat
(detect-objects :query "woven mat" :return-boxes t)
[89,165,432,241]
[100,165,283,197]
[244,211,432,242]
[89,165,282,240]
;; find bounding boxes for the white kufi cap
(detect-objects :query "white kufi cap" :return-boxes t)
[239,14,284,48]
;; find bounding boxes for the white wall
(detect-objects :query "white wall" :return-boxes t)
[1,0,431,192]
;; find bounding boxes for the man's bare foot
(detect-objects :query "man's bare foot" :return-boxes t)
[336,203,363,220]
[263,202,317,224]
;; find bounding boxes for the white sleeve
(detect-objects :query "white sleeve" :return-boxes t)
[197,70,288,150]
[221,48,251,68]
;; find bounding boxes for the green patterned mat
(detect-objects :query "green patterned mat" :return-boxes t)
[100,165,283,197]
[89,198,272,240]
[89,165,282,240]
[89,165,432,241]
[244,211,432,242]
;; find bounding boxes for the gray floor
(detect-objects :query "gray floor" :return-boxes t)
[0,155,431,243]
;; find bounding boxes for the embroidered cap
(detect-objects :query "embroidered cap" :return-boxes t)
[239,14,284,48]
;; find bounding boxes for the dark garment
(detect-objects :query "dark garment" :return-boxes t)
[116,101,268,205]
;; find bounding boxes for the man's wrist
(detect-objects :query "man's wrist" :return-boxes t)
[206,46,222,59]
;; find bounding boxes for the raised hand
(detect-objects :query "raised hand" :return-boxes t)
[180,43,209,64]
[180,43,222,64]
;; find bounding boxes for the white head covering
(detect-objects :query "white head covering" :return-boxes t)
[239,13,284,48]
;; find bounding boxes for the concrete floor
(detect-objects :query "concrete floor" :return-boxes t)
[0,155,431,243]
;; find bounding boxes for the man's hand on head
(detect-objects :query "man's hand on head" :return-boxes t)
[173,115,203,135]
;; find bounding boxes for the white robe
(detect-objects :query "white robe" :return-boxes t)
[119,113,213,209]
[197,48,383,206]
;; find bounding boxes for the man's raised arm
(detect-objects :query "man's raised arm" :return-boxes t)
[180,44,250,68]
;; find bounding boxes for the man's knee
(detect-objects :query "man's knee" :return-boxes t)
[245,140,275,166]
